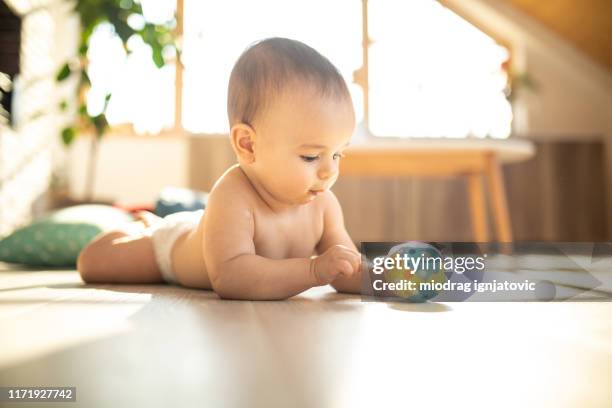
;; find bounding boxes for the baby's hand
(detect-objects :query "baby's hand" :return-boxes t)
[311,245,361,286]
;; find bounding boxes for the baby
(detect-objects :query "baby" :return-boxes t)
[78,37,363,300]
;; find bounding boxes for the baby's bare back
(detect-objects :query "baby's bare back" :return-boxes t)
[170,165,325,289]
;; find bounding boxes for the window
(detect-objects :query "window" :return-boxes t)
[88,0,512,139]
[86,0,176,134]
[181,0,362,133]
[368,0,512,138]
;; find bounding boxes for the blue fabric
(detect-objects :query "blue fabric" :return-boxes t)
[154,187,208,218]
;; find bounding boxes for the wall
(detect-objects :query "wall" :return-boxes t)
[0,0,77,237]
[66,135,188,206]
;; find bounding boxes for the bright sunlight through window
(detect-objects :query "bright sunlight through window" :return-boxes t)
[369,0,512,138]
[86,0,175,134]
[181,0,362,133]
[87,0,512,138]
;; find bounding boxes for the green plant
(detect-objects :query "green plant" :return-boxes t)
[505,71,538,103]
[55,0,177,200]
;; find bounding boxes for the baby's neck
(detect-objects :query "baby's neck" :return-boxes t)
[238,164,301,214]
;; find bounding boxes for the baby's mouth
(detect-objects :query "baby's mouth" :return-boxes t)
[308,189,325,196]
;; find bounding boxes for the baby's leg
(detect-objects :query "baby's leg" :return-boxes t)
[77,222,163,284]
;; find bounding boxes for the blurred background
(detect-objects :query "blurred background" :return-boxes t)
[1,0,611,243]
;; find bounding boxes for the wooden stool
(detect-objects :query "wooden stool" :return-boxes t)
[341,138,535,242]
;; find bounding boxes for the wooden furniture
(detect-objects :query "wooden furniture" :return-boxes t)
[341,138,535,242]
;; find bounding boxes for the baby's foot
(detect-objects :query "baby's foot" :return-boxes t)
[133,210,162,228]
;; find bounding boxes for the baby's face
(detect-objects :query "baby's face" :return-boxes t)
[251,86,355,206]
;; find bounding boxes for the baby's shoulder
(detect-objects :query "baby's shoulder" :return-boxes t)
[316,190,343,217]
[207,165,257,206]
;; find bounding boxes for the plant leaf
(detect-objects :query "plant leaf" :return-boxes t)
[103,93,112,111]
[81,70,91,87]
[61,127,75,146]
[151,44,164,68]
[92,114,109,137]
[56,63,71,81]
[78,43,88,56]
[78,103,87,117]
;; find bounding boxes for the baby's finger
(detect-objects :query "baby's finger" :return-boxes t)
[336,259,354,278]
[338,249,361,273]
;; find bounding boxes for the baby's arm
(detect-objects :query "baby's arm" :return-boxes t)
[203,191,314,300]
[203,186,355,300]
[316,192,364,294]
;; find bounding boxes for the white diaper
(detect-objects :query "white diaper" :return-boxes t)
[149,210,204,285]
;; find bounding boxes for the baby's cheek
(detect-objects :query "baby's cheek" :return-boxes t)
[306,166,320,184]
[291,168,313,190]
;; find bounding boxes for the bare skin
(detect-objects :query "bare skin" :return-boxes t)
[78,84,363,299]
[170,165,339,289]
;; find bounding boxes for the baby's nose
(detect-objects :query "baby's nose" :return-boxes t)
[317,161,338,180]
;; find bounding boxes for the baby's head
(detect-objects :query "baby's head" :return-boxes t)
[227,37,355,206]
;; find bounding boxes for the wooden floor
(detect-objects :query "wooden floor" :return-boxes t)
[0,263,611,407]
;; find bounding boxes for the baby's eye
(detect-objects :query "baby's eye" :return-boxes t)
[333,152,346,160]
[300,155,319,162]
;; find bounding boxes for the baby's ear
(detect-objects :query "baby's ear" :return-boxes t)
[230,123,256,163]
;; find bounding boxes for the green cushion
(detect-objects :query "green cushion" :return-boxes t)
[0,205,134,267]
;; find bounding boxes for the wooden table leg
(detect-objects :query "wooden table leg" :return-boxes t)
[467,172,489,242]
[485,153,513,242]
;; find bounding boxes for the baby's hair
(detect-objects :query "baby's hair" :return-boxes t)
[227,37,351,127]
